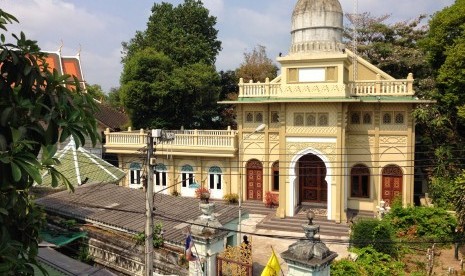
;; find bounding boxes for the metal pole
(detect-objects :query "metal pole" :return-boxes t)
[145,134,154,276]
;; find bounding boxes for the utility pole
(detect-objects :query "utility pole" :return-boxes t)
[145,133,154,276]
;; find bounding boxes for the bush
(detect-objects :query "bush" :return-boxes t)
[353,246,405,275]
[331,259,360,276]
[223,193,239,204]
[384,202,457,241]
[350,218,396,256]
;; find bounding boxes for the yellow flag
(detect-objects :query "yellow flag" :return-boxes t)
[261,248,281,276]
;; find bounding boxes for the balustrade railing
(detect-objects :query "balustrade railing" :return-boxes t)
[104,128,236,149]
[238,73,414,98]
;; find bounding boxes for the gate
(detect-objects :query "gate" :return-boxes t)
[216,244,252,276]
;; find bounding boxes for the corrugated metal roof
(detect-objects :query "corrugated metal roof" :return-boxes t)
[35,183,241,247]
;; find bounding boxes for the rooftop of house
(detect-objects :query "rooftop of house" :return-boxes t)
[35,183,242,248]
[95,102,129,131]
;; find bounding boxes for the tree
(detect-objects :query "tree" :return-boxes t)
[236,45,278,82]
[416,0,465,229]
[107,87,124,112]
[217,70,239,129]
[0,9,99,274]
[121,0,222,129]
[344,12,429,79]
[85,83,107,102]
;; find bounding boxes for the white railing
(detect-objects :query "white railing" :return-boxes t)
[238,73,414,98]
[104,128,237,149]
[157,129,236,148]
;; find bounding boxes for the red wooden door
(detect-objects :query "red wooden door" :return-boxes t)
[246,160,263,200]
[382,165,403,205]
[298,154,327,203]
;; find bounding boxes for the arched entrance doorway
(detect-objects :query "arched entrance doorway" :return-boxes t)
[246,159,263,200]
[298,154,327,203]
[382,165,403,205]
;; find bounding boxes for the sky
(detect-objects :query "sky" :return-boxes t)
[1,0,455,92]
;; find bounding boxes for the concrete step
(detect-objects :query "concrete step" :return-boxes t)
[241,201,276,216]
[256,214,350,237]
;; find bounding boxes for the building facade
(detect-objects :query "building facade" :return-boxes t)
[104,0,430,223]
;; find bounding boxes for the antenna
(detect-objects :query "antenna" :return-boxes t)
[352,0,359,83]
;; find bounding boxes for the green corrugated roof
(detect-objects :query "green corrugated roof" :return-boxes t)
[41,138,126,186]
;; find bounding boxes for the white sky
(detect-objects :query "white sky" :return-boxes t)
[1,0,455,91]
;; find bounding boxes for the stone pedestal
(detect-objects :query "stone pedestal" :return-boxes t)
[189,202,228,276]
[281,211,338,276]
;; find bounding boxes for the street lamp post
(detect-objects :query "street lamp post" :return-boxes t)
[238,123,266,245]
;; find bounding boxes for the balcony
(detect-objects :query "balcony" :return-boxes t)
[238,73,414,99]
[104,127,237,157]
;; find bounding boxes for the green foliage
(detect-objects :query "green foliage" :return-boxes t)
[223,193,239,204]
[236,45,278,82]
[350,218,396,256]
[85,83,107,102]
[77,244,93,264]
[384,203,456,241]
[332,247,406,276]
[353,246,405,276]
[427,176,456,209]
[134,223,164,249]
[120,0,223,129]
[344,12,429,79]
[452,171,465,231]
[0,8,99,273]
[331,259,360,276]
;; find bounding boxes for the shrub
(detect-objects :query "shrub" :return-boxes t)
[353,246,405,275]
[384,203,457,241]
[331,259,360,276]
[350,218,396,256]
[223,193,239,204]
[171,190,180,197]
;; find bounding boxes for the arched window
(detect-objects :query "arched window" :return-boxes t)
[272,161,279,191]
[395,112,405,124]
[129,162,142,187]
[318,113,329,126]
[383,113,392,124]
[181,165,194,188]
[351,112,360,124]
[351,164,370,198]
[209,166,222,190]
[154,163,167,187]
[306,113,316,126]
[246,112,253,122]
[294,113,304,126]
[363,112,372,125]
[255,112,263,123]
[271,111,279,123]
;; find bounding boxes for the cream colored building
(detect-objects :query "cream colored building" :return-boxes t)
[104,0,430,223]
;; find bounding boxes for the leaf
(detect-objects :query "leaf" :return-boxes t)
[15,159,42,185]
[0,208,8,215]
[11,162,21,182]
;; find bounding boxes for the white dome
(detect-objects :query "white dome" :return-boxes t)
[290,0,344,54]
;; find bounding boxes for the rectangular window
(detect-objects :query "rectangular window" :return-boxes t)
[209,174,222,190]
[270,111,279,123]
[182,173,193,187]
[130,170,141,185]
[155,171,167,186]
[273,170,279,191]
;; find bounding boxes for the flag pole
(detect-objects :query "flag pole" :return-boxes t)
[270,245,285,276]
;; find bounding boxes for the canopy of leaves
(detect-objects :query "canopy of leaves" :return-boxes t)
[344,12,429,79]
[236,45,278,82]
[0,9,99,273]
[120,0,223,129]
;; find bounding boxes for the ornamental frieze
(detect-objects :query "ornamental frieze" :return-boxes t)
[380,136,407,145]
[287,142,336,162]
[347,135,375,147]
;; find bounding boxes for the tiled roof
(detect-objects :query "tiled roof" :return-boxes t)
[40,138,125,186]
[95,102,129,130]
[35,183,241,248]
